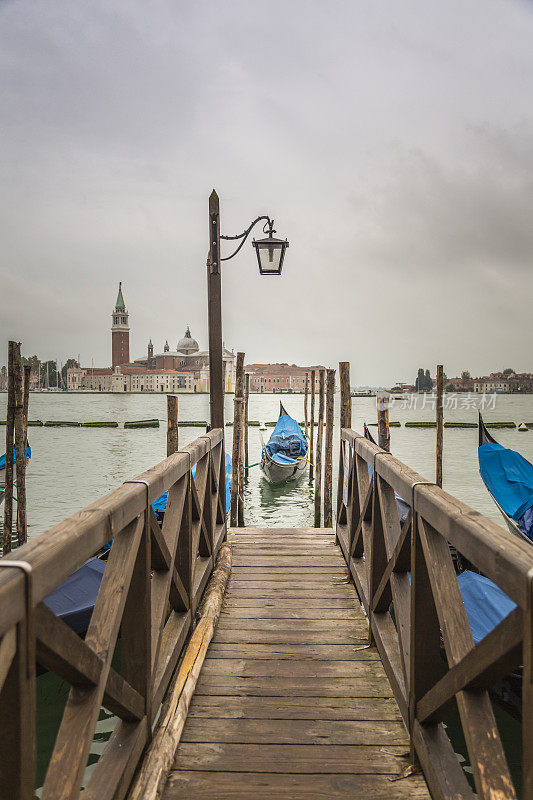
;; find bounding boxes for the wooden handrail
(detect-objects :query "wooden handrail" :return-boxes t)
[0,428,226,800]
[337,427,533,800]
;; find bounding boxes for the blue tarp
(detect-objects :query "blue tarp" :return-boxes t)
[458,570,516,644]
[152,452,232,516]
[43,558,106,634]
[0,445,31,471]
[265,411,307,465]
[479,441,533,538]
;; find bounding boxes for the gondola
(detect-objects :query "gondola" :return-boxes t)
[478,412,533,543]
[260,403,307,484]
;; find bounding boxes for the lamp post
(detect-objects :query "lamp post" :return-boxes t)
[207,190,289,429]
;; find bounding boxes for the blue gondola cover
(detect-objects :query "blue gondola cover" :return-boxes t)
[152,453,232,516]
[43,558,106,634]
[479,441,533,538]
[265,411,307,465]
[458,570,516,644]
[0,445,31,470]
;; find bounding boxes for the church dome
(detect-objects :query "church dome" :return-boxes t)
[177,326,199,354]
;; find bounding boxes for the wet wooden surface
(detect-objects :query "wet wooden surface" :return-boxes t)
[161,527,431,799]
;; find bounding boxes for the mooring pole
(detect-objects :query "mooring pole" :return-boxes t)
[304,372,309,439]
[244,372,249,474]
[309,369,316,483]
[207,190,224,431]
[436,364,444,488]
[339,362,351,430]
[377,391,390,452]
[3,342,16,553]
[230,352,245,527]
[13,344,27,546]
[323,368,335,527]
[314,370,325,527]
[167,395,179,457]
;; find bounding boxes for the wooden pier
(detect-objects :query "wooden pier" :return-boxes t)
[0,418,532,799]
[161,526,430,799]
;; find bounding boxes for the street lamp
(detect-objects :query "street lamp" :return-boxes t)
[207,190,289,429]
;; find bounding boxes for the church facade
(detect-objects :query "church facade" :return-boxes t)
[67,284,236,393]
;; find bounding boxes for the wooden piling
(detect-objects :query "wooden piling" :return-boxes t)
[314,370,325,527]
[304,372,309,438]
[230,352,245,528]
[3,342,15,553]
[244,373,249,473]
[13,345,27,546]
[339,362,351,429]
[22,365,30,445]
[377,391,390,452]
[323,368,335,527]
[167,396,179,456]
[436,364,444,488]
[309,369,316,483]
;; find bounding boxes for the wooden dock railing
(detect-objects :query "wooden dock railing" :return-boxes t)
[0,428,226,800]
[337,427,533,800]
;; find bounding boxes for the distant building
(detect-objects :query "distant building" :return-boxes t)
[67,284,236,393]
[473,378,510,393]
[245,363,327,393]
[111,283,130,368]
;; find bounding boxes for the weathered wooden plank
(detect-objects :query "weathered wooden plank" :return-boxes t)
[207,643,377,660]
[163,771,430,799]
[223,598,357,609]
[173,743,411,773]
[200,658,385,679]
[181,717,408,745]
[219,607,359,620]
[194,676,393,697]
[212,628,368,645]
[187,695,401,720]
[215,618,367,632]
[226,586,357,598]
[231,567,348,575]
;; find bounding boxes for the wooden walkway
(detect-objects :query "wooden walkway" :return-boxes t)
[160,527,431,799]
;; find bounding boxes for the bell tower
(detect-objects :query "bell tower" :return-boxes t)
[111,282,130,368]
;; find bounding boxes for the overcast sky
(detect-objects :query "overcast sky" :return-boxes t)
[1,0,533,385]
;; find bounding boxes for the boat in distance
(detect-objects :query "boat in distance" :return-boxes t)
[260,403,308,483]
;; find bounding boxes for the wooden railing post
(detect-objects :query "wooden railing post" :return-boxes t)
[409,512,441,754]
[524,571,533,799]
[122,507,152,729]
[0,618,36,800]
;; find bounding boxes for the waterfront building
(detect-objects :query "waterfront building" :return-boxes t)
[111,283,130,368]
[66,284,236,393]
[245,363,326,393]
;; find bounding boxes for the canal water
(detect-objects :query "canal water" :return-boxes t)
[1,390,530,795]
[2,390,533,538]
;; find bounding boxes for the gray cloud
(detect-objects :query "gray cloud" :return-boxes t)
[1,0,533,385]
